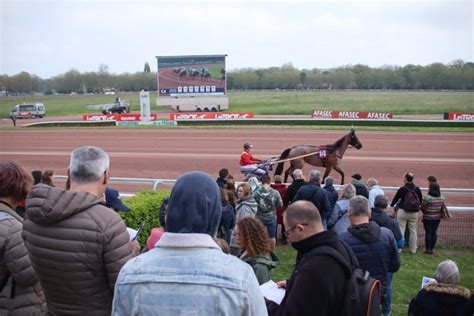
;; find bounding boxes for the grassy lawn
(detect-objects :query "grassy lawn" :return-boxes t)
[272,244,474,316]
[1,90,472,118]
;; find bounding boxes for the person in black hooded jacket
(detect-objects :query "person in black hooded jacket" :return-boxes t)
[341,196,400,316]
[267,200,358,316]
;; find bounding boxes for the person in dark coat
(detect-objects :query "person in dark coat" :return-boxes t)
[390,172,423,254]
[323,176,338,211]
[371,194,404,249]
[341,196,400,316]
[267,201,358,316]
[218,187,235,244]
[285,169,306,204]
[409,259,474,316]
[216,168,229,188]
[293,170,331,228]
[351,173,369,198]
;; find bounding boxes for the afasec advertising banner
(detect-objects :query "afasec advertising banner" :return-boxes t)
[312,110,393,120]
[83,114,157,121]
[169,112,254,120]
[446,112,474,120]
[157,55,226,97]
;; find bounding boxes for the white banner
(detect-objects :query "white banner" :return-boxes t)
[140,90,151,121]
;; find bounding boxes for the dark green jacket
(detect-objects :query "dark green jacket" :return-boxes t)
[241,252,279,285]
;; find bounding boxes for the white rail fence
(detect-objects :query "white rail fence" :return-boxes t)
[54,175,474,212]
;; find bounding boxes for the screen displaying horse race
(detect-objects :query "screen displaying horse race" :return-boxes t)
[156,55,227,97]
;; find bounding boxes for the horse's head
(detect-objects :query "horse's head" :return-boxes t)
[350,129,363,149]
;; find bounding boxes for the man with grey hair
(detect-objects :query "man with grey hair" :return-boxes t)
[285,168,306,204]
[409,259,473,315]
[267,201,358,315]
[293,170,331,228]
[24,146,136,315]
[367,178,384,208]
[341,196,400,316]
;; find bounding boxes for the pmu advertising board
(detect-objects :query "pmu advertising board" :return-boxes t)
[156,55,226,97]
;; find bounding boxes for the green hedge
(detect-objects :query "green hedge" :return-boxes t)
[120,190,171,246]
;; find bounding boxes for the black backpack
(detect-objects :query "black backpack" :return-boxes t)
[308,243,381,316]
[403,188,420,212]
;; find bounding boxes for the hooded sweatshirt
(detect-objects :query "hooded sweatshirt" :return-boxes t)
[230,196,257,248]
[253,185,283,221]
[341,221,400,285]
[166,171,222,236]
[23,184,133,316]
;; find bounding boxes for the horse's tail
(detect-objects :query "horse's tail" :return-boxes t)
[274,148,292,176]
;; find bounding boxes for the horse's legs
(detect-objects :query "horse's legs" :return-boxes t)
[284,164,295,183]
[333,165,345,185]
[322,167,332,185]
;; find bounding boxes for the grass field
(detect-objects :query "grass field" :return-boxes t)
[273,244,474,316]
[0,90,472,118]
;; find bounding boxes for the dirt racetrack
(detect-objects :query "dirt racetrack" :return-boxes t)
[1,126,473,207]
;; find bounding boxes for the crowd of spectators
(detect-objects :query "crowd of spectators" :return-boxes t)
[1,149,472,315]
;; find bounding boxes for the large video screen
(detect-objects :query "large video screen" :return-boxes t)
[156,55,226,97]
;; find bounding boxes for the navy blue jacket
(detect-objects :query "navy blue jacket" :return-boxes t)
[286,179,306,204]
[323,185,339,212]
[370,207,403,242]
[293,183,331,221]
[340,221,400,285]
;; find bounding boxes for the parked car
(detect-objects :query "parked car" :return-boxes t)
[10,103,46,119]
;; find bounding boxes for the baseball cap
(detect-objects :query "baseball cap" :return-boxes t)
[105,187,131,212]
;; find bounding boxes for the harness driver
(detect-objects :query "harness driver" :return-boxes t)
[239,142,266,177]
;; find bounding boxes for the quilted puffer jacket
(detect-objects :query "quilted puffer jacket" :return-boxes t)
[23,184,133,315]
[340,221,400,285]
[0,201,47,315]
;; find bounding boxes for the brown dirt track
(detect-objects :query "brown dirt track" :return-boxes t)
[0,124,473,206]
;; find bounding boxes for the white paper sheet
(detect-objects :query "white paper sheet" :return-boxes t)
[126,227,138,241]
[260,280,286,305]
[421,276,437,289]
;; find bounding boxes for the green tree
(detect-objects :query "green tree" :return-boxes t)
[144,62,151,73]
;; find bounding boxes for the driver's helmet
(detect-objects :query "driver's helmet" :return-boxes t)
[243,142,253,150]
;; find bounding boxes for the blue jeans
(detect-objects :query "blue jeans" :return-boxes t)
[381,272,393,315]
[259,218,277,238]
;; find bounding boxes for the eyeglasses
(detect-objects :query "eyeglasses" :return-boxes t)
[283,223,308,238]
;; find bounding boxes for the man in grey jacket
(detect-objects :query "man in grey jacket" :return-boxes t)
[23,146,137,315]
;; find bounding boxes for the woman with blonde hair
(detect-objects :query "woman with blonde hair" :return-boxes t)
[236,217,278,285]
[327,183,356,234]
[229,183,257,255]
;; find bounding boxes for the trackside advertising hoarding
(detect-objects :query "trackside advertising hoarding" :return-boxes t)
[312,110,393,120]
[445,112,474,120]
[156,55,227,97]
[83,114,157,121]
[170,112,254,121]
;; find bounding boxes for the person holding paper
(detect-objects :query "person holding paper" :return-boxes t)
[266,200,358,316]
[408,259,473,315]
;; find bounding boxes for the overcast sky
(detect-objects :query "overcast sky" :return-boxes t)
[1,0,472,78]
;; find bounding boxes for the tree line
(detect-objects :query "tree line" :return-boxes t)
[1,60,473,94]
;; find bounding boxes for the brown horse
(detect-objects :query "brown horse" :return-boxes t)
[274,129,363,184]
